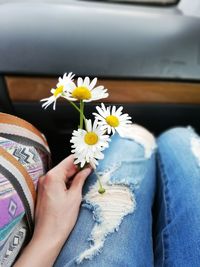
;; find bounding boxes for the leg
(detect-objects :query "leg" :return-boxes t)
[54,125,156,267]
[155,127,200,267]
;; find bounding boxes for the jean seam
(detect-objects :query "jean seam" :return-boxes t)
[158,152,172,267]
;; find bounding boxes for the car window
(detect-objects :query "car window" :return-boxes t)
[178,0,200,17]
[89,0,179,5]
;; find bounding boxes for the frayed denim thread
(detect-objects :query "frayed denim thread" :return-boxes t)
[76,164,137,264]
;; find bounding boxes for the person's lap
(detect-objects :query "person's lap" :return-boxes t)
[54,125,200,267]
[154,127,200,267]
[54,125,156,267]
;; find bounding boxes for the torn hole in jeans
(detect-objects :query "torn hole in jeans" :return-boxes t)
[191,136,200,167]
[76,163,140,264]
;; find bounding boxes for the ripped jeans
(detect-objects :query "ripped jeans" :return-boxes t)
[54,125,200,267]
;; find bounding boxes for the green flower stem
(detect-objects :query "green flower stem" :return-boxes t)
[80,100,84,129]
[68,100,81,114]
[94,169,106,194]
[81,103,88,130]
[68,100,87,129]
[67,100,104,194]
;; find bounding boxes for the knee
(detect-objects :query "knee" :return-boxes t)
[119,124,156,159]
[159,126,193,141]
[157,126,196,151]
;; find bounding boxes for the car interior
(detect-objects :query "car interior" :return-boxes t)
[0,0,199,165]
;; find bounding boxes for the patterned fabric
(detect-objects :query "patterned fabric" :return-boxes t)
[0,113,50,154]
[0,113,51,267]
[0,218,27,267]
[0,136,46,229]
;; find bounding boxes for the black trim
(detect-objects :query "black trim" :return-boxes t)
[80,0,180,7]
[13,101,200,165]
[4,73,200,83]
[0,76,14,114]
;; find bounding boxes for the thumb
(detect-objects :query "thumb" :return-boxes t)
[70,167,92,193]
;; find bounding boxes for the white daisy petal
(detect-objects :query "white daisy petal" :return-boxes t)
[102,103,109,114]
[107,127,112,135]
[80,160,85,168]
[115,106,123,116]
[63,77,108,102]
[93,85,104,91]
[68,72,75,80]
[41,72,75,110]
[93,104,133,136]
[53,100,57,110]
[77,77,83,87]
[119,114,132,120]
[92,113,104,121]
[41,96,55,109]
[93,119,99,131]
[42,101,51,109]
[57,72,75,89]
[40,97,52,102]
[95,106,106,118]
[91,88,108,101]
[89,77,97,89]
[84,77,90,87]
[70,121,110,168]
[111,105,116,115]
[86,119,92,132]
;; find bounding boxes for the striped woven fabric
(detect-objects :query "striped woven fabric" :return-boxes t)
[0,113,51,267]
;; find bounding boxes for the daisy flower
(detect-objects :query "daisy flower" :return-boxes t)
[40,72,75,110]
[56,72,75,89]
[64,76,109,102]
[70,119,110,168]
[93,103,132,136]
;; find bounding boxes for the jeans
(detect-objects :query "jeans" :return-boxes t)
[54,125,200,267]
[154,127,200,267]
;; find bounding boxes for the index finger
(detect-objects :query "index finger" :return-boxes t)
[46,155,78,182]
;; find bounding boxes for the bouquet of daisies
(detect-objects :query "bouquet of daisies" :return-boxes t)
[41,72,132,193]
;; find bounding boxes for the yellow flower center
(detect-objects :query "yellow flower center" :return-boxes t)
[105,115,119,127]
[84,132,99,145]
[53,86,64,97]
[72,86,91,100]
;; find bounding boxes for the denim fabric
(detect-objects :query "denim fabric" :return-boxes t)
[155,127,200,267]
[54,126,200,267]
[54,126,156,267]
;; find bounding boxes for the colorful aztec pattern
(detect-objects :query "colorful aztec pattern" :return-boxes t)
[0,136,46,229]
[0,113,50,267]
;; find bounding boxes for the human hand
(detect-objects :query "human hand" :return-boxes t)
[33,154,92,246]
[14,155,92,267]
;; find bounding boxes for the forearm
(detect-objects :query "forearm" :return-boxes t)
[14,237,63,267]
[14,157,91,267]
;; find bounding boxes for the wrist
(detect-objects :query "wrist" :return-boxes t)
[32,222,68,251]
[31,234,64,256]
[14,235,64,267]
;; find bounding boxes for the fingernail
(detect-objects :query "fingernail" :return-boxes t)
[84,167,92,175]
